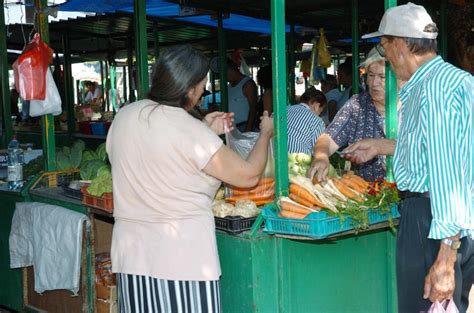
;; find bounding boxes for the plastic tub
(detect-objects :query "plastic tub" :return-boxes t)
[90,122,106,136]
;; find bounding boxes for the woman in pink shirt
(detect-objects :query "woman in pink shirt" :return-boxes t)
[106,45,273,313]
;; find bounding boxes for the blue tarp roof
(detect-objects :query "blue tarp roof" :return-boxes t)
[59,0,291,34]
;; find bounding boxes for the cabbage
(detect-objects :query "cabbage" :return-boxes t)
[87,173,112,196]
[96,143,107,162]
[80,160,106,180]
[82,150,99,165]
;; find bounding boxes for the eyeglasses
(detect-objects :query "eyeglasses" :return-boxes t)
[375,43,385,57]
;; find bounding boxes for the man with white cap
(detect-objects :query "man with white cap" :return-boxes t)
[343,2,474,312]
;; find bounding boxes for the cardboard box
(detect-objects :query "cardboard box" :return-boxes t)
[96,284,117,313]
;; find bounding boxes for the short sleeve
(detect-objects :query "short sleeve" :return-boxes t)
[184,120,223,170]
[324,95,359,147]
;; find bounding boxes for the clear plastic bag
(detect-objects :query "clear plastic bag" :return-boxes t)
[13,33,54,100]
[224,128,275,206]
[428,300,459,313]
[29,69,62,117]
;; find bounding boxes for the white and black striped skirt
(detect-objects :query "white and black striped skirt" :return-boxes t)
[117,273,221,313]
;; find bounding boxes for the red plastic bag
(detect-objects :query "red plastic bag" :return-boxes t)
[12,33,53,100]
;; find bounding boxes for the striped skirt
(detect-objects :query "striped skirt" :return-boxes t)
[117,273,221,313]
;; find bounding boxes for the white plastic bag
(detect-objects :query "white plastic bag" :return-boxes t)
[427,300,459,313]
[29,69,62,117]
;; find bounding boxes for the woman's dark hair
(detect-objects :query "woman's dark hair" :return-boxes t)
[257,65,272,89]
[300,87,327,108]
[148,45,209,110]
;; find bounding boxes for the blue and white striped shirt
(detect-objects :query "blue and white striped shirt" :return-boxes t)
[287,103,325,155]
[393,55,474,239]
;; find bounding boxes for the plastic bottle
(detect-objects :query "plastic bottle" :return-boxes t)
[7,135,24,190]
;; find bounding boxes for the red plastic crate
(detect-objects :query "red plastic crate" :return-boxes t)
[81,186,114,213]
[78,121,92,135]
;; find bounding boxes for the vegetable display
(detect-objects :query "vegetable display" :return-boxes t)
[288,153,312,176]
[279,173,399,232]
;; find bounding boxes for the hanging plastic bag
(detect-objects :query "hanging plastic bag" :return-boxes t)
[29,69,62,117]
[224,128,275,206]
[317,28,331,68]
[13,33,54,100]
[427,300,459,313]
[309,38,326,85]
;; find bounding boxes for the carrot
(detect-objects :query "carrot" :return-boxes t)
[280,200,313,215]
[226,194,274,203]
[333,180,363,201]
[340,177,367,193]
[289,193,314,208]
[253,199,274,206]
[279,210,307,219]
[289,184,319,204]
[230,182,275,196]
[343,174,370,190]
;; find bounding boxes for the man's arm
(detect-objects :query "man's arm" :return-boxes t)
[243,80,258,132]
[342,138,396,164]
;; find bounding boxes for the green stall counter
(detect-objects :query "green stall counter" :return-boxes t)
[217,228,397,313]
[0,182,33,311]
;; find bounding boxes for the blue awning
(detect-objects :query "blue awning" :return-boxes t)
[59,0,291,34]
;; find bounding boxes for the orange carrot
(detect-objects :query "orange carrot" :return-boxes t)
[253,199,274,206]
[226,194,273,203]
[340,177,367,193]
[280,201,313,215]
[230,182,275,196]
[289,193,314,208]
[279,210,307,219]
[343,174,370,190]
[333,180,363,201]
[289,184,319,205]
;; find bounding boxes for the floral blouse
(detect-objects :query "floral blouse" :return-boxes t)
[324,92,386,181]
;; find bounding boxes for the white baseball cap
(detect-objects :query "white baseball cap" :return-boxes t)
[362,2,438,40]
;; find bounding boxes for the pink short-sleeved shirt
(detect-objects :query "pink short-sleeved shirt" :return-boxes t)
[106,100,223,281]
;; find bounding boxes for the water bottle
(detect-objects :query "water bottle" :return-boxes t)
[7,135,24,190]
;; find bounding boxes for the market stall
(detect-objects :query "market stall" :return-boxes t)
[0,0,459,312]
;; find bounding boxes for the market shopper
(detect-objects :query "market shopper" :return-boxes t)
[320,74,342,124]
[307,47,388,182]
[343,3,474,312]
[84,81,102,104]
[287,87,326,155]
[106,45,274,313]
[226,59,258,132]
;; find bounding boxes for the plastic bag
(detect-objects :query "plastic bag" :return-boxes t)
[317,29,331,68]
[13,33,54,100]
[309,38,326,85]
[29,69,62,117]
[428,300,459,313]
[224,128,275,206]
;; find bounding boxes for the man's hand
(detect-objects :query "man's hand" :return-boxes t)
[423,241,458,303]
[204,112,234,135]
[342,139,380,164]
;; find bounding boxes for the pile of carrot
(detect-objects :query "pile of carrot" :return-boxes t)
[225,178,275,206]
[278,197,317,219]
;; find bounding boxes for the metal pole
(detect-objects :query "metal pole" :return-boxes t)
[439,0,448,59]
[383,1,398,313]
[127,38,135,102]
[104,61,109,111]
[210,70,216,103]
[134,0,149,99]
[351,0,360,94]
[0,0,12,145]
[35,0,56,171]
[384,0,398,183]
[288,24,296,104]
[271,0,289,197]
[62,32,75,137]
[123,66,127,103]
[153,21,160,59]
[217,13,228,112]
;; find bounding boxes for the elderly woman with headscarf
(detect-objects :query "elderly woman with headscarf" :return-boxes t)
[308,47,388,182]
